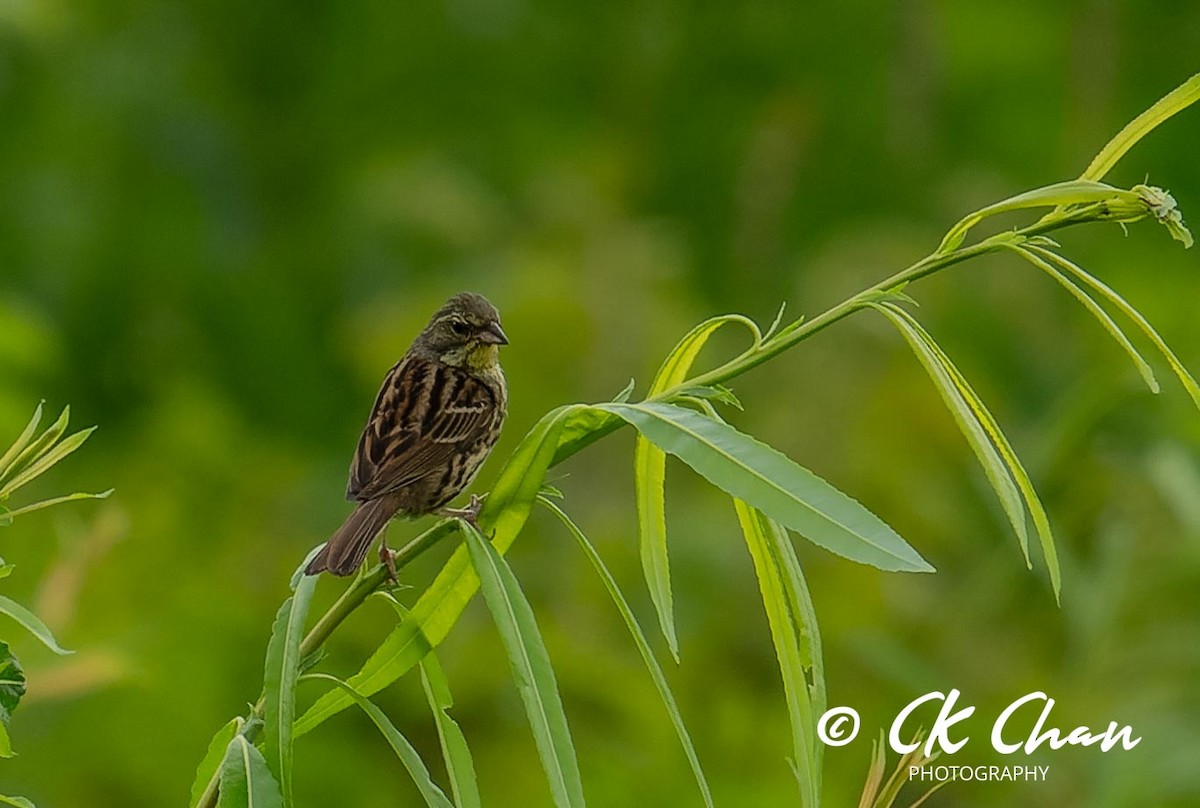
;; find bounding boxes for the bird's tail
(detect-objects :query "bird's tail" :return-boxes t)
[306,498,397,576]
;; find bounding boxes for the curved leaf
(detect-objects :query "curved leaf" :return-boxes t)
[0,595,73,655]
[1007,245,1158,392]
[542,498,713,808]
[0,796,36,808]
[419,653,481,808]
[301,674,455,808]
[599,402,933,573]
[461,520,586,808]
[1028,245,1200,411]
[868,302,1030,564]
[878,303,1060,598]
[0,403,44,479]
[1079,72,1200,182]
[638,315,761,659]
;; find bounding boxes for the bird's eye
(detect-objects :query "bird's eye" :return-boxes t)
[450,320,470,336]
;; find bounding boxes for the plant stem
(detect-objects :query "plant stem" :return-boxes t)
[195,520,457,808]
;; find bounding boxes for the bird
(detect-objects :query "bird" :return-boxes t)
[306,292,509,577]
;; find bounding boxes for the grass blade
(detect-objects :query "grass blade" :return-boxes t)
[191,718,244,808]
[0,595,73,655]
[460,520,587,808]
[637,315,760,660]
[217,734,283,808]
[0,796,36,807]
[868,303,1030,564]
[1027,244,1200,411]
[734,501,823,808]
[1006,245,1158,392]
[301,673,455,808]
[260,571,318,808]
[541,497,714,808]
[598,402,933,574]
[877,303,1060,598]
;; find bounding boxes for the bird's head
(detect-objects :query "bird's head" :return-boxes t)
[417,292,508,370]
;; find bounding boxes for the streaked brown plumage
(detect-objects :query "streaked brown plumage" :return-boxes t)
[306,292,509,576]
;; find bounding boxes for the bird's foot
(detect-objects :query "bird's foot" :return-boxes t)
[379,541,398,585]
[439,494,483,529]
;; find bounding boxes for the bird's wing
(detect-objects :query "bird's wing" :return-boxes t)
[347,355,498,502]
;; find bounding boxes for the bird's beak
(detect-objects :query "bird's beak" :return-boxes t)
[479,321,509,345]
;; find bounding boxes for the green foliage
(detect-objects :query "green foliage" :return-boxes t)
[216,733,283,808]
[460,520,586,808]
[0,644,26,760]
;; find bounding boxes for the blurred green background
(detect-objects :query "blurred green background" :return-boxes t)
[2,1,1199,805]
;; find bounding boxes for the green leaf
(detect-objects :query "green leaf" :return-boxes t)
[599,402,933,573]
[1006,245,1159,392]
[0,403,44,479]
[1079,72,1200,183]
[0,407,70,492]
[937,180,1137,253]
[637,315,761,659]
[460,520,586,808]
[4,490,114,520]
[420,654,481,808]
[301,673,455,808]
[734,502,824,808]
[0,595,73,655]
[217,734,283,808]
[296,405,589,736]
[0,424,97,500]
[260,570,318,808]
[867,302,1030,565]
[190,718,244,808]
[612,379,636,403]
[541,498,713,808]
[374,591,481,808]
[0,795,36,807]
[876,302,1060,598]
[0,643,25,757]
[1027,245,1200,411]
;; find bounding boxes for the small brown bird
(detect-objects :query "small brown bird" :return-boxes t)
[306,292,509,577]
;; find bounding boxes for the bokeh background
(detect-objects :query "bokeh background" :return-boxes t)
[2,2,1199,806]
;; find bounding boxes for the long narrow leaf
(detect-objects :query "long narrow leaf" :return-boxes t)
[598,402,933,573]
[260,572,318,808]
[0,403,44,478]
[0,407,71,492]
[879,303,1060,598]
[0,595,73,655]
[301,673,455,808]
[191,718,244,808]
[296,405,588,735]
[868,303,1030,564]
[1079,72,1200,182]
[541,497,713,808]
[0,796,36,808]
[638,315,761,659]
[375,592,481,808]
[420,653,481,808]
[461,520,586,808]
[0,426,97,499]
[5,490,114,519]
[217,735,283,808]
[1028,244,1200,410]
[734,501,822,808]
[1006,245,1158,392]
